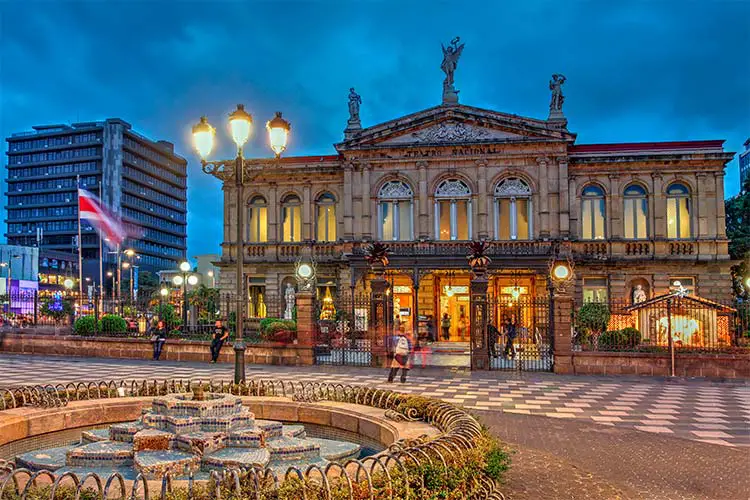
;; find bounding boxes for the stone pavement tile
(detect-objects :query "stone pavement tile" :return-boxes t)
[638,419,674,426]
[691,430,734,439]
[634,425,674,434]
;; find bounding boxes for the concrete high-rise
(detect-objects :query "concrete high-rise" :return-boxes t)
[5,119,187,278]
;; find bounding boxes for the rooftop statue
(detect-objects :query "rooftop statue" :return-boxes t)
[441,36,464,104]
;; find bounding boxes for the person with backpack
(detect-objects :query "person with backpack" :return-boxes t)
[502,317,517,359]
[151,320,167,361]
[387,331,412,383]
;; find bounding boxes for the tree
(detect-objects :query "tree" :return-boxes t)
[575,303,611,350]
[726,178,750,299]
[137,270,160,302]
[41,295,73,324]
[189,285,220,322]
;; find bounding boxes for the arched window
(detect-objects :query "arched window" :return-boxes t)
[281,194,301,242]
[378,181,413,241]
[434,179,472,241]
[581,184,606,240]
[666,182,691,239]
[247,196,268,243]
[623,184,648,239]
[494,178,532,240]
[316,193,337,242]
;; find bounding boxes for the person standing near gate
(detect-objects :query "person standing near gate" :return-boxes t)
[488,323,500,358]
[502,317,517,359]
[210,319,229,363]
[151,321,167,361]
[387,330,412,383]
[441,313,451,341]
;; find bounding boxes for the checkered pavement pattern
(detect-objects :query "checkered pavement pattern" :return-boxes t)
[1,354,747,448]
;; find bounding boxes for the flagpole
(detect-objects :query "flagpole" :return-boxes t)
[98,184,104,301]
[76,176,83,295]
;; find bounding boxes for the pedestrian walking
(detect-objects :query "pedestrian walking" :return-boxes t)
[426,315,436,342]
[387,331,412,383]
[441,313,451,341]
[210,319,229,363]
[151,321,167,361]
[488,323,500,358]
[502,317,517,359]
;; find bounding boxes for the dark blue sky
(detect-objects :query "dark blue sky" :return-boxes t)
[2,1,748,257]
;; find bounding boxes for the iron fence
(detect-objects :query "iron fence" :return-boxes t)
[314,291,373,366]
[573,297,750,353]
[488,296,552,371]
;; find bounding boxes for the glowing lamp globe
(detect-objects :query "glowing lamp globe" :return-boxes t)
[552,263,570,280]
[297,263,313,280]
[266,112,291,157]
[192,116,215,159]
[745,276,750,290]
[187,275,199,286]
[446,286,455,297]
[159,287,169,297]
[173,275,184,286]
[179,261,191,272]
[229,104,253,147]
[63,278,74,290]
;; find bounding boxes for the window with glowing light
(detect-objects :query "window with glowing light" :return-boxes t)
[281,194,302,243]
[583,277,608,303]
[315,193,337,242]
[623,184,648,239]
[581,184,606,240]
[666,183,691,239]
[434,179,471,241]
[494,177,532,240]
[377,181,413,241]
[247,196,268,243]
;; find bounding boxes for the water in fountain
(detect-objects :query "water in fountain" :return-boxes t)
[15,392,362,480]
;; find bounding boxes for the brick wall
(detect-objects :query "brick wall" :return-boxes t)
[572,351,749,379]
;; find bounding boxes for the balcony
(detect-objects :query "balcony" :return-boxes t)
[244,242,344,263]
[352,240,553,258]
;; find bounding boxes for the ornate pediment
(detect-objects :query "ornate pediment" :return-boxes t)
[336,104,575,151]
[381,121,522,145]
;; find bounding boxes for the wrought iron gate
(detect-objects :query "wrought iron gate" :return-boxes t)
[313,292,373,366]
[488,296,552,371]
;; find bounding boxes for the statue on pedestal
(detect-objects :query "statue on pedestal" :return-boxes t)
[632,284,647,304]
[344,88,362,139]
[548,74,566,120]
[284,283,296,320]
[440,36,464,105]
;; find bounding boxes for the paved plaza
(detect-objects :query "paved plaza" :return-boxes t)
[1,353,748,448]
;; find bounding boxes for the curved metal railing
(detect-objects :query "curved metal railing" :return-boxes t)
[0,378,506,499]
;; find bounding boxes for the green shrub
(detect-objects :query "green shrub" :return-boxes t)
[99,314,127,334]
[74,316,97,336]
[576,303,611,349]
[598,327,642,349]
[259,317,281,334]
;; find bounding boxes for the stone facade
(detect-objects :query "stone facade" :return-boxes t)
[214,103,735,323]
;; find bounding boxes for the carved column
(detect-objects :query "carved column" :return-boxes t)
[558,158,570,238]
[537,157,550,239]
[352,165,362,240]
[568,176,578,239]
[715,172,726,238]
[608,174,621,239]
[343,163,354,240]
[362,164,372,240]
[476,160,489,239]
[470,270,489,370]
[302,183,312,241]
[651,174,665,238]
[268,184,278,242]
[370,266,390,367]
[696,173,708,238]
[417,161,429,239]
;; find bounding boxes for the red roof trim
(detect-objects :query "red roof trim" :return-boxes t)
[276,154,340,164]
[570,140,725,154]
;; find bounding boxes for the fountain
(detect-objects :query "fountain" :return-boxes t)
[15,392,362,479]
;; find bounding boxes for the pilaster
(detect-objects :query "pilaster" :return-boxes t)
[715,172,727,238]
[268,184,278,242]
[417,161,429,239]
[476,160,489,239]
[537,157,550,238]
[608,174,621,239]
[696,173,708,238]
[343,163,354,240]
[302,183,312,241]
[362,164,372,240]
[558,158,570,238]
[651,174,665,238]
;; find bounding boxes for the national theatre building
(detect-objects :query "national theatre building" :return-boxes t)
[214,41,734,344]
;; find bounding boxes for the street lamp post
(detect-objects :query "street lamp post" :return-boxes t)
[192,106,290,384]
[173,261,198,333]
[159,286,169,323]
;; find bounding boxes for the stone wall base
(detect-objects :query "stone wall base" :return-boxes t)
[0,333,314,366]
[572,351,749,379]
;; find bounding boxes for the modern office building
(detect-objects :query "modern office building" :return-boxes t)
[5,119,188,279]
[740,138,750,191]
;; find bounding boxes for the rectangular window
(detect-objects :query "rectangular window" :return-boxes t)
[669,277,695,295]
[316,205,336,242]
[582,199,605,240]
[497,199,511,240]
[248,206,267,242]
[516,198,530,240]
[282,206,301,242]
[438,201,451,241]
[397,201,411,241]
[583,277,608,303]
[455,200,469,240]
[381,202,394,241]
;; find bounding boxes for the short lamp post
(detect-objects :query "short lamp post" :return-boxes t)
[173,261,198,333]
[192,105,290,383]
[63,278,75,325]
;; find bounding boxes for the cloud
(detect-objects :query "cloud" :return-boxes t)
[1,0,747,258]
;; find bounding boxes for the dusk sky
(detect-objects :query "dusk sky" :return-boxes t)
[1,1,748,258]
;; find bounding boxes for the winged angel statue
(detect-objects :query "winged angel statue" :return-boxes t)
[441,36,465,93]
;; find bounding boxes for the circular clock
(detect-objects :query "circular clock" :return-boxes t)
[297,263,313,279]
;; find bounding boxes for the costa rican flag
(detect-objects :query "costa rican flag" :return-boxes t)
[78,188,127,248]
